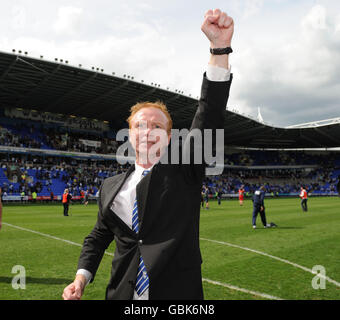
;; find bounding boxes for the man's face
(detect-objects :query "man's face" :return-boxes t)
[129,107,171,163]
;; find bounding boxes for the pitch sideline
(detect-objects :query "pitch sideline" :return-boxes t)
[3,222,286,300]
[200,237,340,288]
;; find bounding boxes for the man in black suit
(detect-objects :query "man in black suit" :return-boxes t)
[62,8,234,300]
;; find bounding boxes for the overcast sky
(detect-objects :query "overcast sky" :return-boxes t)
[1,0,340,127]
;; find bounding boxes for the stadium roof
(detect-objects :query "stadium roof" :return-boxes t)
[1,50,340,149]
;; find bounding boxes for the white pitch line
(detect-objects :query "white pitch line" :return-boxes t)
[200,237,340,288]
[3,222,114,257]
[202,278,283,300]
[3,222,281,300]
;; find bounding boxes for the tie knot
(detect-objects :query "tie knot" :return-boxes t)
[142,170,150,177]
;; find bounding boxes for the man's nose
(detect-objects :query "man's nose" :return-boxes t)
[145,125,153,134]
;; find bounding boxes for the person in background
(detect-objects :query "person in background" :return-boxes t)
[32,191,37,203]
[201,188,205,208]
[62,189,72,216]
[84,190,89,206]
[238,185,245,206]
[252,186,275,229]
[203,185,210,210]
[299,186,308,212]
[217,188,222,205]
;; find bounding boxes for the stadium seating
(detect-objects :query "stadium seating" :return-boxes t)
[0,112,339,201]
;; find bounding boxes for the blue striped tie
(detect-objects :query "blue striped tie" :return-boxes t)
[133,169,150,296]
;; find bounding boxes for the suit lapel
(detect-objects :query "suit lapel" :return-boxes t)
[102,164,138,237]
[103,164,135,212]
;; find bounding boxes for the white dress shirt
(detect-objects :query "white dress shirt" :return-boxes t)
[110,162,155,300]
[76,64,231,299]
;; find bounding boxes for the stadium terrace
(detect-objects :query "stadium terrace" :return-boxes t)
[0,50,339,201]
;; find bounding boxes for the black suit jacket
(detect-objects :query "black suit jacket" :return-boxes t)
[77,73,232,300]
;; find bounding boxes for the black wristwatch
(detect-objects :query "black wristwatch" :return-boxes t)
[210,47,233,55]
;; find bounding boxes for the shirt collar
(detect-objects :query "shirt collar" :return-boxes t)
[134,161,155,176]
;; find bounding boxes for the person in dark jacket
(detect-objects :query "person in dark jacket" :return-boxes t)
[62,8,234,300]
[252,186,274,229]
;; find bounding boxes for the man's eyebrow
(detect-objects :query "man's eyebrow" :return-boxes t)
[153,121,165,126]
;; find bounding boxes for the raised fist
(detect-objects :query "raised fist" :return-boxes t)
[201,9,234,48]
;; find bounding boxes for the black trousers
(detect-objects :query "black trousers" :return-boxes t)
[301,198,308,211]
[63,203,69,216]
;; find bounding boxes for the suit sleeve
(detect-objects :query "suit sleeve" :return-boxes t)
[77,182,115,282]
[182,72,232,182]
[190,72,232,132]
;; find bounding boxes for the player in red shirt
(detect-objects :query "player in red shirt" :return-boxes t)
[299,186,308,212]
[238,185,245,206]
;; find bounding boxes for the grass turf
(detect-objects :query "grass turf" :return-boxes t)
[0,196,339,300]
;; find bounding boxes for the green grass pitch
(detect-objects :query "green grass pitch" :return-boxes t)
[0,197,339,300]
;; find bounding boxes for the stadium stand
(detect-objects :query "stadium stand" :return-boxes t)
[0,120,339,202]
[0,50,339,203]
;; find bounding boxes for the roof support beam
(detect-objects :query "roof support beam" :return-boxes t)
[43,72,98,111]
[17,57,49,75]
[96,86,159,121]
[72,80,131,115]
[116,87,158,111]
[16,64,62,106]
[314,127,340,146]
[299,133,324,148]
[0,56,18,81]
[224,118,254,131]
[225,125,267,139]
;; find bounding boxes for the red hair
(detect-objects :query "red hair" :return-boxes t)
[127,101,173,134]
